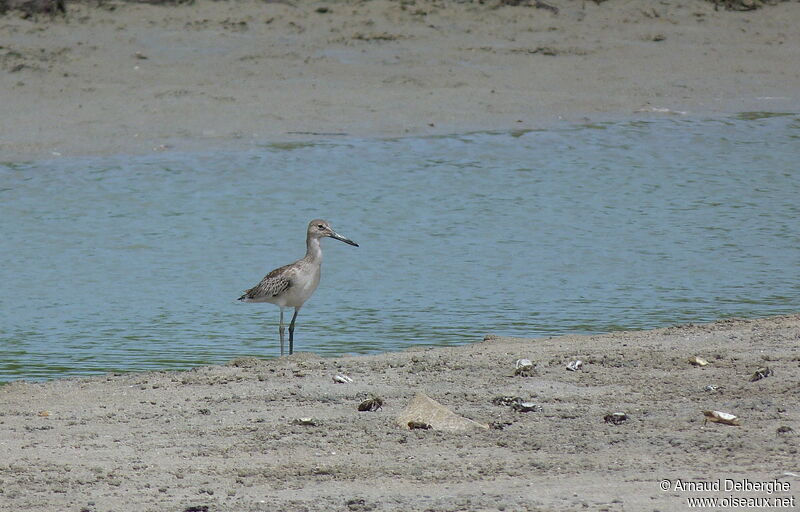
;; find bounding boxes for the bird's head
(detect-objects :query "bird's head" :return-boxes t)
[308,219,359,247]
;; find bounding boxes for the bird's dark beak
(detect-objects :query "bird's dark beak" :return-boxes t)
[330,231,359,247]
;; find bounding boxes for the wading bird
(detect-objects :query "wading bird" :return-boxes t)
[238,219,358,356]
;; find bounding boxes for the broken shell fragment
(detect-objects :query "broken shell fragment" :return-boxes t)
[407,421,432,430]
[514,358,534,376]
[492,395,524,407]
[511,401,542,413]
[750,367,773,382]
[603,412,628,425]
[703,410,740,426]
[515,359,533,371]
[358,396,384,412]
[492,396,540,412]
[703,385,721,392]
[333,374,353,384]
[292,417,319,426]
[566,360,583,371]
[688,356,709,367]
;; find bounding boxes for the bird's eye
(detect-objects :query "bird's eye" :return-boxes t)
[317,224,325,230]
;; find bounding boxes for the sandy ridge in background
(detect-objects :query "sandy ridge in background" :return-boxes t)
[1,0,799,160]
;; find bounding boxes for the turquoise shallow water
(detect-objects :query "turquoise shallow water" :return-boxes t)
[1,113,799,381]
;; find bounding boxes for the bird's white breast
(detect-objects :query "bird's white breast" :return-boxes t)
[280,263,321,308]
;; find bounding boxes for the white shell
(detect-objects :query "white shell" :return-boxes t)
[333,374,353,384]
[515,359,533,369]
[514,358,534,376]
[688,356,709,367]
[566,360,583,371]
[703,410,740,426]
[512,401,542,413]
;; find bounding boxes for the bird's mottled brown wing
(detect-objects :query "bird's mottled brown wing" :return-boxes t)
[239,264,292,301]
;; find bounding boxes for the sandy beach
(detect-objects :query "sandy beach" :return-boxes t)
[2,1,799,510]
[1,0,799,160]
[1,315,798,511]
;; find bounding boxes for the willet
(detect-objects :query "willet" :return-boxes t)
[238,219,359,356]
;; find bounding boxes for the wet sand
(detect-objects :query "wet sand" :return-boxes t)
[1,315,798,511]
[1,0,799,160]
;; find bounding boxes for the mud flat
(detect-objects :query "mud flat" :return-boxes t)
[1,0,799,160]
[1,314,798,511]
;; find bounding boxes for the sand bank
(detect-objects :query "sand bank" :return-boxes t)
[1,314,798,510]
[1,0,799,160]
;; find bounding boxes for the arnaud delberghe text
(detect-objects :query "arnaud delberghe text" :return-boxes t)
[674,479,791,494]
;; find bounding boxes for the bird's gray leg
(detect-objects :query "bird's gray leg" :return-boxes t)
[289,307,300,355]
[279,307,285,357]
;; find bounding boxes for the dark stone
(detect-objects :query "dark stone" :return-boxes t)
[0,0,65,15]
